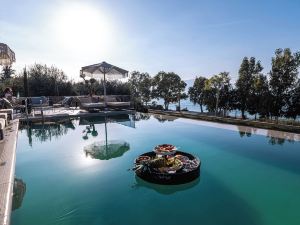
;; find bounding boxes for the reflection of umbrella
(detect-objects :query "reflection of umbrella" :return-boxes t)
[0,43,16,66]
[80,61,128,107]
[82,116,132,159]
[84,140,130,160]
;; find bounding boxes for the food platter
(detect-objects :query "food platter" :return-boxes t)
[134,150,201,185]
[154,157,183,174]
[153,144,177,155]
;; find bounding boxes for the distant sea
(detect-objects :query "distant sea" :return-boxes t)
[155,78,244,116]
[156,98,245,117]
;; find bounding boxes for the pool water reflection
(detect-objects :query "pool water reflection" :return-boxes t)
[12,113,300,225]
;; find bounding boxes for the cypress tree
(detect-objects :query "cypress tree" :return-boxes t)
[236,57,263,119]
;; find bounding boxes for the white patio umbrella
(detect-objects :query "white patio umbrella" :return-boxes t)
[0,43,16,66]
[80,61,128,107]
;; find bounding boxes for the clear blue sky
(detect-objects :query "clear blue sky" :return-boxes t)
[1,0,300,81]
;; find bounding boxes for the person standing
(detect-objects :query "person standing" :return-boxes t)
[3,87,13,101]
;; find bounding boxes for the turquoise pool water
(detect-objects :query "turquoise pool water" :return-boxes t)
[12,114,300,225]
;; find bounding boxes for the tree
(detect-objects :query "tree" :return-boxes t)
[23,67,29,97]
[26,64,73,96]
[152,71,186,110]
[269,48,300,119]
[248,74,270,119]
[0,65,15,81]
[74,79,130,96]
[204,72,231,115]
[236,57,263,119]
[188,76,207,112]
[139,74,152,105]
[175,80,187,111]
[286,80,300,120]
[128,71,152,105]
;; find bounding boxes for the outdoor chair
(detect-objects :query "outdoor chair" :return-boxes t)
[30,96,49,108]
[61,96,73,107]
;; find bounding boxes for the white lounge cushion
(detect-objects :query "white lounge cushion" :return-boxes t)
[0,118,5,129]
[0,113,8,126]
[107,102,130,107]
[81,102,105,108]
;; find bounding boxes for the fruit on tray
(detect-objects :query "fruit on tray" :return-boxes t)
[169,158,183,171]
[135,156,151,164]
[148,157,166,168]
[158,158,183,173]
[182,159,199,172]
[175,154,189,163]
[154,144,177,154]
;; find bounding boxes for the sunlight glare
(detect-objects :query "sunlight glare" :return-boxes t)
[53,3,114,54]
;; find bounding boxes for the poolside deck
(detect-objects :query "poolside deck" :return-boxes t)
[0,120,19,225]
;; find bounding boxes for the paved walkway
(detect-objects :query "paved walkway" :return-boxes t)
[0,120,19,225]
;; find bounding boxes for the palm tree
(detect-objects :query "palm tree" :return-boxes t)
[1,65,15,80]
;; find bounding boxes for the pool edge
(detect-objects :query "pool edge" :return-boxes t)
[0,120,19,225]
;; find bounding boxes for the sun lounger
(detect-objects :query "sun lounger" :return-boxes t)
[106,96,130,109]
[0,109,13,120]
[0,118,6,141]
[74,96,105,112]
[106,101,131,108]
[0,113,8,126]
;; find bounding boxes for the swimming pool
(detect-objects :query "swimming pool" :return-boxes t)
[12,113,300,225]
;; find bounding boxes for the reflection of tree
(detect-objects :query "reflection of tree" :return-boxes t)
[237,126,257,138]
[20,120,75,146]
[268,137,285,145]
[133,113,151,121]
[12,178,26,211]
[236,125,298,145]
[266,130,296,145]
[153,114,178,123]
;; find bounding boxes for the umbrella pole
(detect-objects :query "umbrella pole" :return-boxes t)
[103,71,107,109]
[105,116,108,154]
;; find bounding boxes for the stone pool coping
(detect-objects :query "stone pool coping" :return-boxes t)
[151,112,300,142]
[0,120,19,225]
[149,110,300,134]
